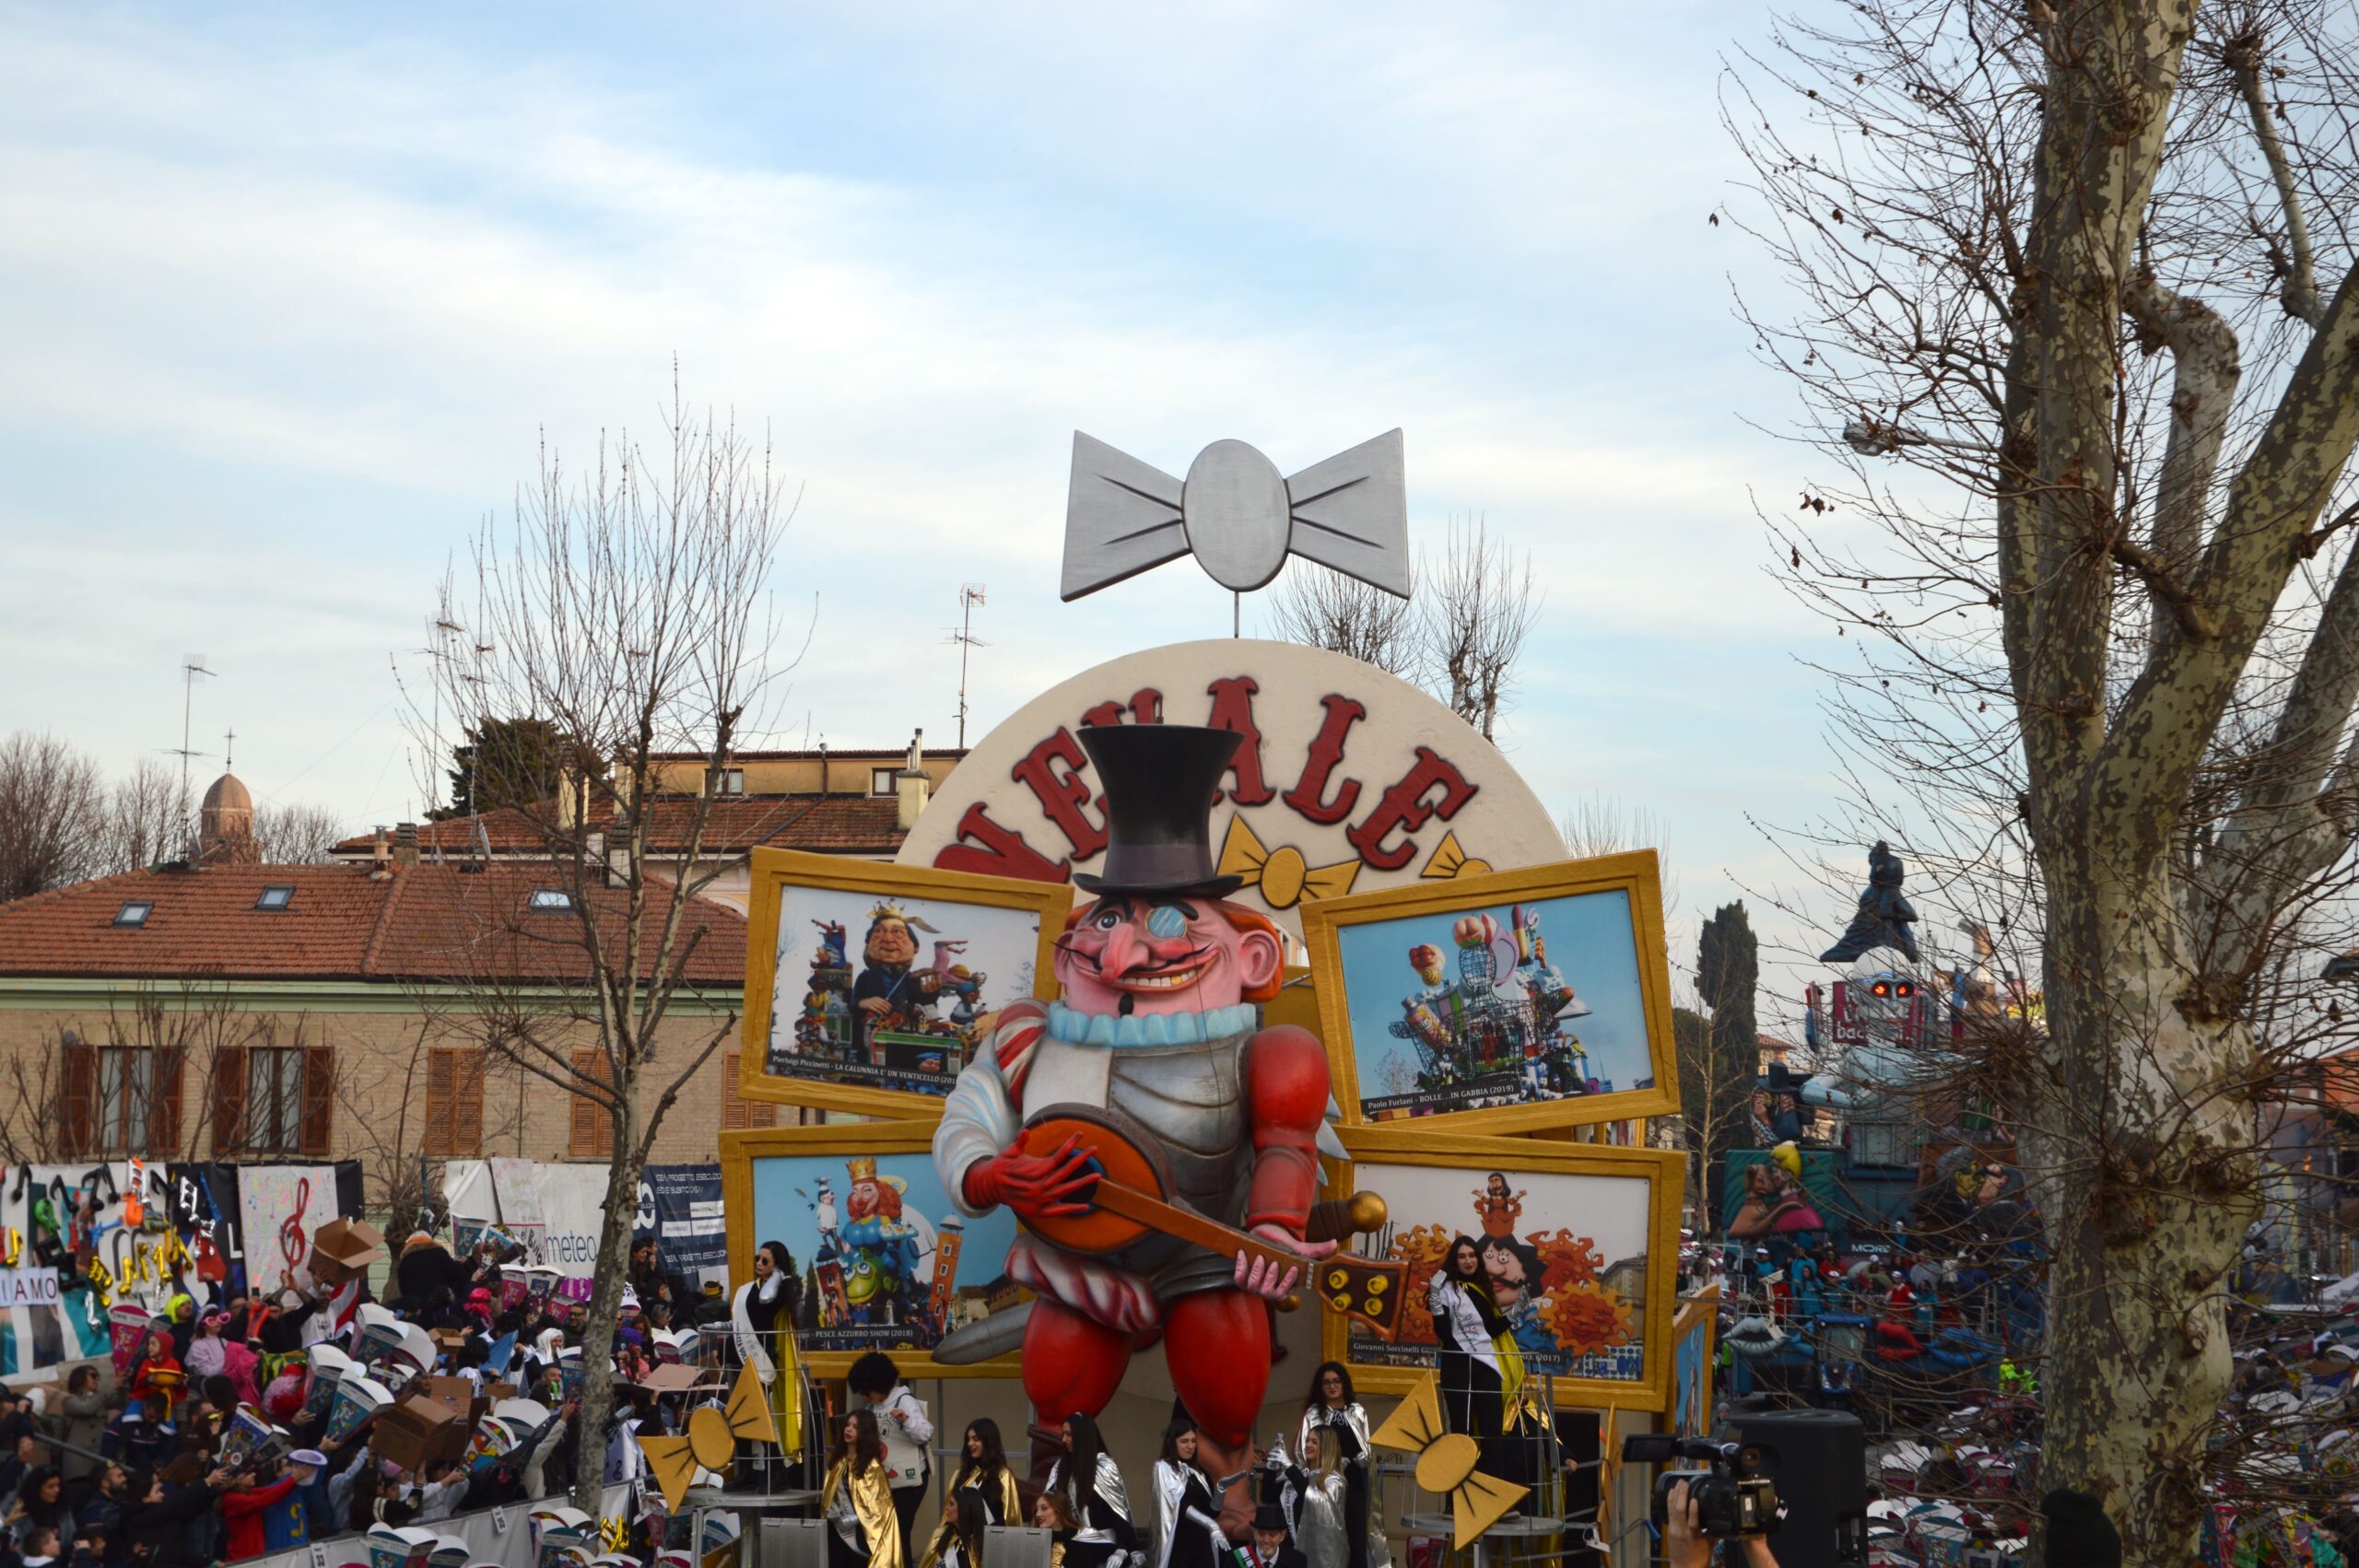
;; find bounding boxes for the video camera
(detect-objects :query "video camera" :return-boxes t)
[1622,1433,1780,1539]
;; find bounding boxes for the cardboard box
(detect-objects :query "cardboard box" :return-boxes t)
[311,1217,389,1289]
[634,1364,705,1398]
[416,1375,491,1430]
[375,1390,471,1472]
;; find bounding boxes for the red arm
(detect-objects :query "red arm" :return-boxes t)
[1243,1024,1331,1239]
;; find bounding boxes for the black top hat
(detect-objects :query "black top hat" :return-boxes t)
[1073,724,1245,897]
[1249,1497,1292,1537]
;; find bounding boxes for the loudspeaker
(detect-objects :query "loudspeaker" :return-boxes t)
[1731,1409,1868,1568]
[759,1516,826,1568]
[985,1525,1055,1568]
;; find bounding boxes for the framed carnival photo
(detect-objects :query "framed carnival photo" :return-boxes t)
[721,1122,1025,1379]
[1299,851,1677,1134]
[1319,1129,1684,1411]
[739,847,1074,1118]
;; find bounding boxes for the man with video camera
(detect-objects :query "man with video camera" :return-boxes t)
[1664,1480,1779,1568]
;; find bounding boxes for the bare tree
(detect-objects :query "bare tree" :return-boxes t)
[1728,0,2359,1550]
[0,732,105,901]
[1558,793,1681,908]
[251,802,348,864]
[1418,517,1540,743]
[407,380,797,1509]
[105,757,188,874]
[1263,559,1419,676]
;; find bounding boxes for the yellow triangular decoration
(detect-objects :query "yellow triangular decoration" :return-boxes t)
[1452,1469,1530,1544]
[1370,1374,1445,1454]
[1298,859,1363,902]
[1417,830,1491,881]
[1217,815,1269,883]
[725,1364,779,1446]
[636,1433,698,1513]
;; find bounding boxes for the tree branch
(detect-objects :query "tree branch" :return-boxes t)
[2122,263,2241,650]
[2110,533,2221,642]
[2094,258,2359,845]
[2227,30,2326,329]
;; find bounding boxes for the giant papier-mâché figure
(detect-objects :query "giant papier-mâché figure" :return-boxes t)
[932,723,1336,1489]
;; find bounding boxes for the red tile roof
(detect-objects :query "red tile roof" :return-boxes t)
[0,863,745,987]
[331,796,907,860]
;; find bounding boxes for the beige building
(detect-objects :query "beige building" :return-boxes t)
[0,776,799,1202]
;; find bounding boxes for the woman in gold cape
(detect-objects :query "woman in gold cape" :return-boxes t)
[823,1408,904,1568]
[919,1418,1024,1568]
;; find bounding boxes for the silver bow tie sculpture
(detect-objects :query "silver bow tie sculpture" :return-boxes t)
[1060,430,1411,602]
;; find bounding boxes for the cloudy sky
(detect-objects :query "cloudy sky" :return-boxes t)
[0,2,1892,1004]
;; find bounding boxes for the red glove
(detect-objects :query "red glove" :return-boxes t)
[961,1133,1099,1220]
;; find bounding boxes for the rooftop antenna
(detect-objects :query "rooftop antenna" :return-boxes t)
[411,617,468,817]
[170,655,217,843]
[945,584,989,749]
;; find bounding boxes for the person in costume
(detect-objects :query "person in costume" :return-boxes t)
[1297,1363,1385,1568]
[1427,1235,1516,1441]
[852,905,944,1055]
[127,1331,183,1420]
[1046,1411,1136,1568]
[1473,1175,1525,1240]
[1034,1491,1077,1568]
[932,725,1335,1488]
[924,1492,991,1568]
[1278,1433,1352,1568]
[1151,1422,1225,1568]
[920,1420,1023,1568]
[731,1239,804,1461]
[1235,1496,1307,1568]
[824,1408,903,1568]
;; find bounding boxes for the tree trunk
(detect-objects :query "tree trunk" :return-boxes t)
[2030,849,2256,1561]
[570,1059,651,1515]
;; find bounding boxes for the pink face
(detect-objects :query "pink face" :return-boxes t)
[1056,895,1281,1015]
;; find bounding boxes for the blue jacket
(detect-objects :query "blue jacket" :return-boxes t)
[260,1474,334,1553]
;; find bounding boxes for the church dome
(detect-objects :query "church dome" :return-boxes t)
[199,770,257,864]
[202,771,253,815]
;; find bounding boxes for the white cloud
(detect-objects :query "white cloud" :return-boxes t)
[0,0,1862,958]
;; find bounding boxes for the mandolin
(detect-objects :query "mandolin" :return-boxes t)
[1017,1104,1408,1341]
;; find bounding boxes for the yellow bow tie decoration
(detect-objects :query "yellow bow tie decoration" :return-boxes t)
[1370,1371,1528,1546]
[1215,816,1362,908]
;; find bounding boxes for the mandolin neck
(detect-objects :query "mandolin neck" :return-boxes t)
[1086,1177,1296,1268]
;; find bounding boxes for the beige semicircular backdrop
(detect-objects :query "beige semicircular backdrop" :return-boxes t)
[897,638,1567,943]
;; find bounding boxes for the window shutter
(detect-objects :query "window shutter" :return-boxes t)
[455,1049,485,1156]
[722,1053,746,1131]
[570,1047,614,1158]
[59,1040,96,1158]
[425,1049,455,1157]
[210,1045,248,1158]
[147,1046,185,1155]
[433,1048,485,1157]
[721,1054,774,1131]
[299,1046,334,1157]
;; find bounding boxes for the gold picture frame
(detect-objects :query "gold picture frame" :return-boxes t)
[1669,1284,1719,1438]
[1319,1126,1685,1411]
[738,847,1074,1120]
[721,1121,1027,1380]
[1299,851,1678,1136]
